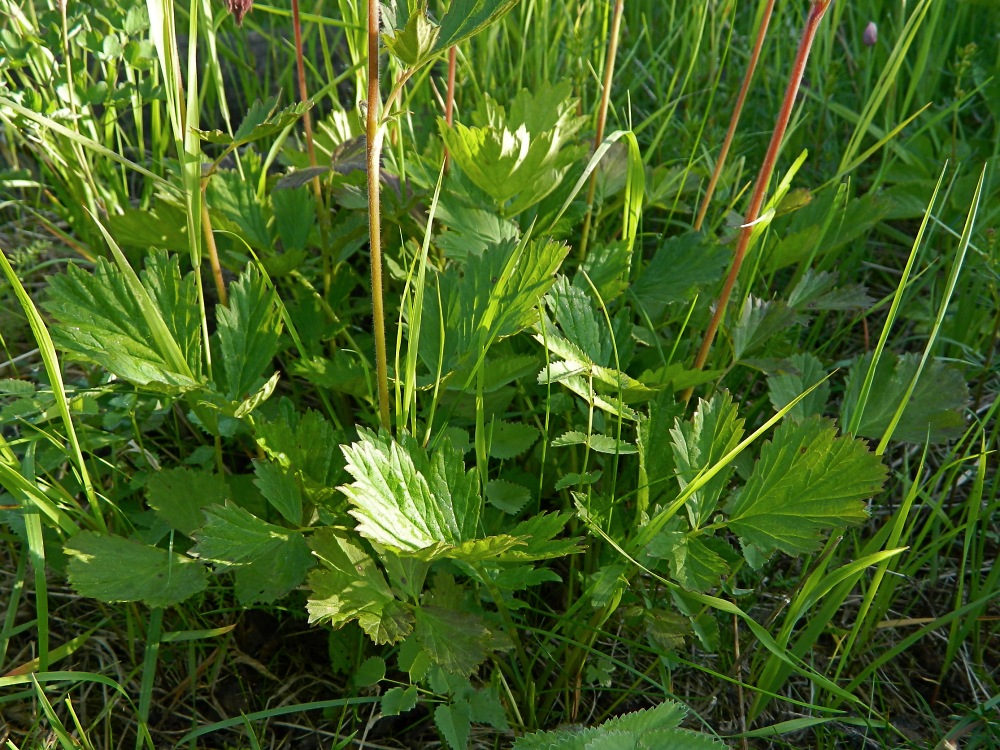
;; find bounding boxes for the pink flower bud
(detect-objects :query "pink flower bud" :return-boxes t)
[863,21,877,48]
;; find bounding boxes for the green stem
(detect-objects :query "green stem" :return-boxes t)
[366,0,391,431]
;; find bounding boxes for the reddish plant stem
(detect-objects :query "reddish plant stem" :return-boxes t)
[694,0,775,232]
[578,0,624,261]
[683,0,832,405]
[366,0,391,430]
[291,0,331,294]
[443,45,457,171]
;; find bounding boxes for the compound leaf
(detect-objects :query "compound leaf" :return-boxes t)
[670,392,744,528]
[306,529,412,644]
[191,502,313,604]
[725,417,885,556]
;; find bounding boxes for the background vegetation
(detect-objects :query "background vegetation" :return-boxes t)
[1,0,998,747]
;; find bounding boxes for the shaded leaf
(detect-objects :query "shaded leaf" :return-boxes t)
[146,467,229,535]
[632,232,729,307]
[65,532,207,608]
[670,392,744,527]
[485,479,531,514]
[192,502,313,604]
[841,352,969,444]
[647,531,729,593]
[488,420,539,459]
[435,700,472,750]
[252,459,302,525]
[214,265,282,400]
[416,606,493,676]
[767,353,830,421]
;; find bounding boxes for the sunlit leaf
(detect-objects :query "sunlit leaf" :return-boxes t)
[44,252,201,391]
[306,529,413,644]
[725,418,886,556]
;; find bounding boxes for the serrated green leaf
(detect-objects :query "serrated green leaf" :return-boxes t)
[341,428,481,553]
[434,0,520,51]
[670,392,744,527]
[576,241,632,301]
[546,276,608,365]
[254,408,345,489]
[252,459,302,525]
[551,431,637,455]
[485,479,531,514]
[416,606,492,676]
[506,511,585,560]
[725,418,886,556]
[554,470,602,491]
[192,502,313,604]
[488,420,539,459]
[513,699,710,750]
[272,185,316,254]
[354,655,386,687]
[383,6,439,66]
[422,236,568,374]
[439,82,586,214]
[196,96,312,146]
[435,700,472,750]
[44,253,200,391]
[381,685,419,717]
[214,265,282,400]
[787,268,873,311]
[632,232,729,307]
[65,532,207,608]
[306,529,412,644]
[767,353,830,421]
[468,685,509,730]
[436,191,519,260]
[841,352,969,444]
[647,531,729,593]
[146,467,229,535]
[731,296,799,361]
[208,169,272,249]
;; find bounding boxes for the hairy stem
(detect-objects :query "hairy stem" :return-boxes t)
[366,0,391,430]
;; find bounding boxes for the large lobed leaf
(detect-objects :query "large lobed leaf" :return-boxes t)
[44,251,201,391]
[440,82,586,215]
[725,417,886,556]
[65,532,207,608]
[306,529,413,644]
[191,502,313,604]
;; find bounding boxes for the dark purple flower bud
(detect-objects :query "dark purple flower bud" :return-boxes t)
[863,21,877,48]
[226,0,253,26]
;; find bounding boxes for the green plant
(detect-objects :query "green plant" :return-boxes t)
[2,0,998,747]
